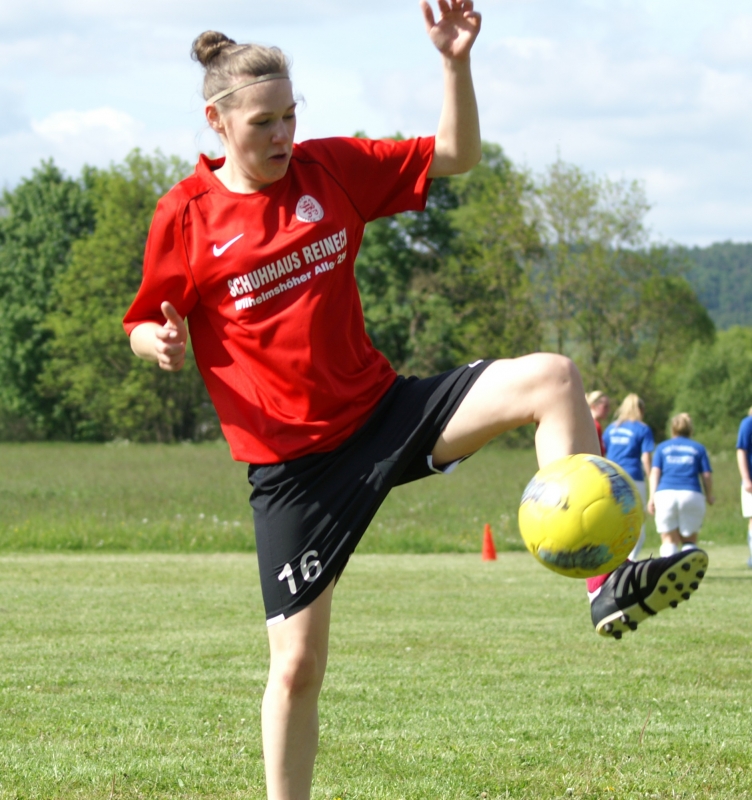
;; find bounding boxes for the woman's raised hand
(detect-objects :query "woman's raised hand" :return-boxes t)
[420,0,481,61]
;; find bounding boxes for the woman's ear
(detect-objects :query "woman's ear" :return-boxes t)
[205,103,224,134]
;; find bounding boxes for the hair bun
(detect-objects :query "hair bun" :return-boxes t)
[191,31,237,67]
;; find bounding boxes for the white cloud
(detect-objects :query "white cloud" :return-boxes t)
[362,14,752,244]
[702,14,752,66]
[0,108,149,186]
[32,107,140,144]
[0,85,29,137]
[0,0,411,36]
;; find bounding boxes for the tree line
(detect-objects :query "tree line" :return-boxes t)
[0,144,748,447]
[680,242,752,331]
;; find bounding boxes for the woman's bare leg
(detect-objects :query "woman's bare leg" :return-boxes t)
[660,529,682,556]
[431,354,708,641]
[433,354,598,467]
[681,532,699,549]
[262,580,335,800]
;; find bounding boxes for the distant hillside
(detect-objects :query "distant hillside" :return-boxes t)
[679,242,752,330]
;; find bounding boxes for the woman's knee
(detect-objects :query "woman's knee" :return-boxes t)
[541,352,580,383]
[522,353,583,399]
[269,644,327,699]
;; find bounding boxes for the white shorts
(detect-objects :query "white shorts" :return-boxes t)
[741,486,752,518]
[654,489,706,536]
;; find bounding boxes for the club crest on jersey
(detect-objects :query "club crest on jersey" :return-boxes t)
[295,195,324,223]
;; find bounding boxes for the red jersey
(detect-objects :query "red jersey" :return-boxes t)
[595,419,605,456]
[123,136,434,463]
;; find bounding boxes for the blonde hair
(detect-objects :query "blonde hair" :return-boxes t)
[191,31,290,108]
[615,393,645,424]
[586,390,605,408]
[671,413,693,437]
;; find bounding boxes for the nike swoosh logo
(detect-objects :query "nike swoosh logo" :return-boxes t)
[213,233,244,257]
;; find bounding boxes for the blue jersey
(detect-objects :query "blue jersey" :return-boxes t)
[653,437,711,492]
[736,416,752,479]
[603,420,655,481]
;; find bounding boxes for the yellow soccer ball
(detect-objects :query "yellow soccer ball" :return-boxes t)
[518,454,643,578]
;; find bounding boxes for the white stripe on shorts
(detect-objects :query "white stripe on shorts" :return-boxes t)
[426,453,461,475]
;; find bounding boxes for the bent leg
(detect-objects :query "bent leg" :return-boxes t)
[432,353,598,467]
[263,580,335,800]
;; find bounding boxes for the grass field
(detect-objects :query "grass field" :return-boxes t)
[0,548,750,799]
[0,442,747,553]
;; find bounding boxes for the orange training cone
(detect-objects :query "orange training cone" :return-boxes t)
[482,523,497,561]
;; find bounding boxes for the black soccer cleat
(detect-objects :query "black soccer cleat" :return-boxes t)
[591,549,708,639]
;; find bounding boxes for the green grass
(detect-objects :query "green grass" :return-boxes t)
[0,441,253,552]
[1,444,748,797]
[0,548,750,799]
[0,442,747,553]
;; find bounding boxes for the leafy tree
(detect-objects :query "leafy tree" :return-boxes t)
[681,242,752,330]
[0,161,95,438]
[431,143,541,369]
[355,177,460,370]
[531,160,714,434]
[599,249,715,434]
[672,326,752,449]
[39,150,214,442]
[356,144,541,377]
[532,158,649,355]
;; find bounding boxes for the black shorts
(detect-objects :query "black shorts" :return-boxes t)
[248,360,493,624]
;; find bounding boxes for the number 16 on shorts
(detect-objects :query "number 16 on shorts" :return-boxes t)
[278,550,322,595]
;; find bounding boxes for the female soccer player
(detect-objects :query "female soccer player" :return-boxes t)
[647,413,714,556]
[736,407,752,568]
[603,393,654,560]
[124,3,707,795]
[586,390,610,455]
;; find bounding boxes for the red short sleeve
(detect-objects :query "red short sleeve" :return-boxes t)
[123,194,199,334]
[293,136,434,222]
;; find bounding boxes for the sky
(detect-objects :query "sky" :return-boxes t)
[1,0,751,246]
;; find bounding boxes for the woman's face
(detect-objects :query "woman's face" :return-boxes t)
[593,396,610,422]
[207,78,297,190]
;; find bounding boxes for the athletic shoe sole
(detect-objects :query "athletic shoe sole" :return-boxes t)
[596,549,708,639]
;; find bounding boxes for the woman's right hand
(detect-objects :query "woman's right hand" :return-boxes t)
[646,498,655,516]
[154,301,188,371]
[129,303,188,370]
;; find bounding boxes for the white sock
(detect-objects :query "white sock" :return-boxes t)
[660,542,679,558]
[681,542,697,552]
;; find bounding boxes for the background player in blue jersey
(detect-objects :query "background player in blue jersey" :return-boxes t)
[603,393,654,560]
[647,413,714,557]
[735,407,752,568]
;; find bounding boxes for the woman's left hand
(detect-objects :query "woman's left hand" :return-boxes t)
[420,0,482,61]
